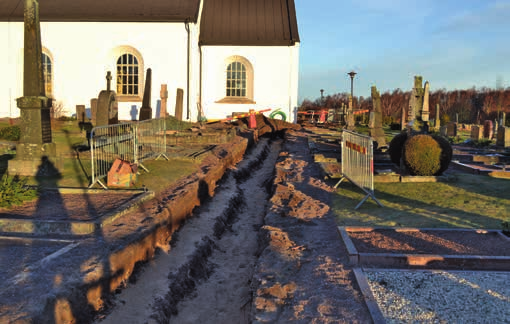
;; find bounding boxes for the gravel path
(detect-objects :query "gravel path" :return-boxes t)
[365,269,510,323]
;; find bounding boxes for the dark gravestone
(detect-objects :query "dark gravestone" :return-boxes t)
[8,0,60,177]
[139,68,152,121]
[483,120,493,139]
[175,88,184,121]
[496,127,510,147]
[446,122,457,137]
[76,105,86,123]
[90,98,98,125]
[96,71,118,126]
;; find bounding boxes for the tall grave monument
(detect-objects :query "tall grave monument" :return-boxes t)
[139,68,153,121]
[8,0,59,176]
[368,86,387,149]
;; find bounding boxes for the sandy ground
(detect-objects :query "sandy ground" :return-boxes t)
[94,129,374,323]
[95,137,282,323]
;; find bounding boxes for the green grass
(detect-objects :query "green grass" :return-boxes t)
[333,174,510,229]
[0,121,202,195]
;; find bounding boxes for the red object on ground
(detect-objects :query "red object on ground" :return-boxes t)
[108,158,137,187]
[319,110,327,123]
[249,109,257,129]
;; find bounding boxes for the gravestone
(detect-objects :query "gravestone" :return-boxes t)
[421,81,430,122]
[76,105,86,123]
[175,88,184,121]
[470,126,483,141]
[408,76,424,124]
[435,104,441,131]
[440,125,448,137]
[446,122,457,137]
[345,96,356,131]
[496,127,510,147]
[483,120,493,139]
[90,98,98,125]
[8,0,60,177]
[368,112,375,128]
[96,71,118,126]
[401,106,406,130]
[160,84,168,118]
[368,86,387,149]
[139,68,152,121]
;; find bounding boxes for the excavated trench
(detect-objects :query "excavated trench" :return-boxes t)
[95,136,282,324]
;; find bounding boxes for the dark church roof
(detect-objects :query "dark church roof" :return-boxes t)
[0,0,201,22]
[199,0,300,46]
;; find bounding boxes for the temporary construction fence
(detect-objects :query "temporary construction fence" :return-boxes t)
[89,118,169,189]
[335,130,383,209]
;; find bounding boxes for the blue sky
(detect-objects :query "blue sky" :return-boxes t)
[295,0,510,103]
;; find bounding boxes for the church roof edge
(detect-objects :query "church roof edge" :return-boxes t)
[0,0,201,23]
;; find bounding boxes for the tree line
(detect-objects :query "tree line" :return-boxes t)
[300,87,510,126]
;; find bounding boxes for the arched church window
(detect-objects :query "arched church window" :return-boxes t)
[116,53,140,96]
[216,55,254,104]
[226,62,247,97]
[42,52,53,97]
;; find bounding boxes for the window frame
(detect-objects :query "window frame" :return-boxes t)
[216,55,255,104]
[111,46,144,102]
[41,48,54,98]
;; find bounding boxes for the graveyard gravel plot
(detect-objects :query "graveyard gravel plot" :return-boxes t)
[364,269,510,323]
[348,229,510,256]
[0,191,142,221]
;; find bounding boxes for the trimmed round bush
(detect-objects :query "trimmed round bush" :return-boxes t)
[388,132,408,166]
[404,135,442,176]
[432,134,453,175]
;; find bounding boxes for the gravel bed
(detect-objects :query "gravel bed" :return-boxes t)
[365,269,510,323]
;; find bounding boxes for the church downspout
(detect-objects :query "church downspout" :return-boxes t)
[198,43,203,119]
[185,20,191,120]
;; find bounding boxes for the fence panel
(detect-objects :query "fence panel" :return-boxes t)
[89,123,136,189]
[89,118,169,189]
[135,118,169,171]
[335,130,383,209]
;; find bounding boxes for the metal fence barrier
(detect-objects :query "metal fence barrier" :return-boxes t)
[335,130,383,209]
[89,118,169,189]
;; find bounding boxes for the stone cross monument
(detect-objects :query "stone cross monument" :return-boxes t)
[96,71,118,126]
[8,0,59,176]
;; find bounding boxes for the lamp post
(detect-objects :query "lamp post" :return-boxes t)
[347,71,357,98]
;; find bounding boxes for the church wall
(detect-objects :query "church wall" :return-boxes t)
[200,45,300,122]
[1,21,192,121]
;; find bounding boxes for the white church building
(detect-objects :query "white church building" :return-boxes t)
[0,0,300,122]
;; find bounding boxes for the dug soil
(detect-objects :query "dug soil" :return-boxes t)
[348,229,510,256]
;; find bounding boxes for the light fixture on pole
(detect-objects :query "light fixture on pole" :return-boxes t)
[347,71,357,98]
